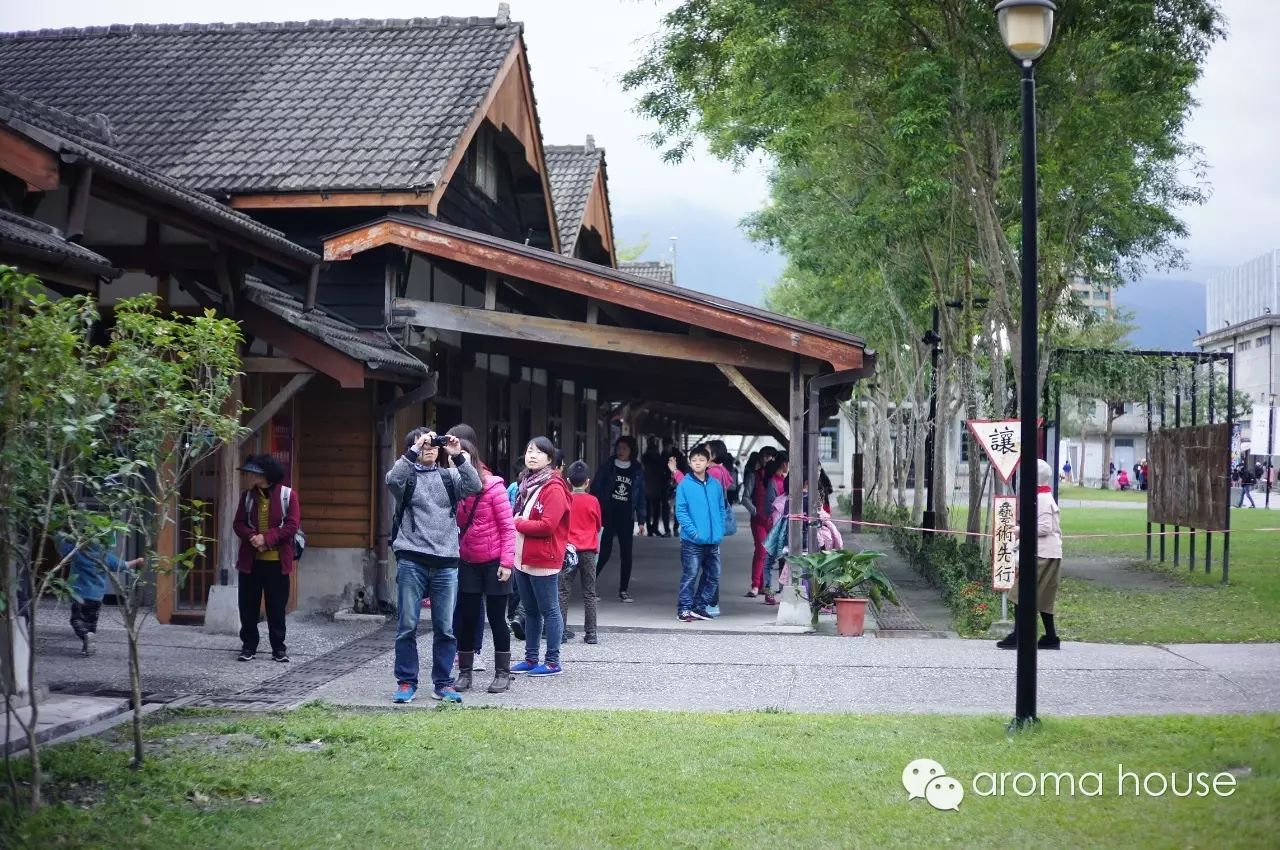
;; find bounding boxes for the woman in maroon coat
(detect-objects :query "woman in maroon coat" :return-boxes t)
[232,454,301,663]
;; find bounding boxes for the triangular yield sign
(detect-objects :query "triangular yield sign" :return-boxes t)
[966,419,1023,484]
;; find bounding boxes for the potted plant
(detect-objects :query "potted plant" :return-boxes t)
[791,549,898,636]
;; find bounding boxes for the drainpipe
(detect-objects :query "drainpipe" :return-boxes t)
[806,356,878,551]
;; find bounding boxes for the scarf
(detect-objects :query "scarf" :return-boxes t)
[514,466,556,517]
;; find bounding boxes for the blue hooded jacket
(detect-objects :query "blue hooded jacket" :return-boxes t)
[675,473,726,546]
[57,537,128,602]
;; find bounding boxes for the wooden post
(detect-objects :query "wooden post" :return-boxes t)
[787,359,805,555]
[216,372,243,586]
[806,367,821,552]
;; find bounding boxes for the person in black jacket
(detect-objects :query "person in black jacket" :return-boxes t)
[593,436,647,602]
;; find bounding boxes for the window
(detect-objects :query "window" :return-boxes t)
[1257,334,1271,347]
[819,426,839,462]
[469,124,498,200]
[1238,339,1252,352]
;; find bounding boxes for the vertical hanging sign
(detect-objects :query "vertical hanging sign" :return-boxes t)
[991,494,1018,591]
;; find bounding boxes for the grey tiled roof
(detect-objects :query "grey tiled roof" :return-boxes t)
[620,260,675,287]
[242,277,427,377]
[545,142,605,257]
[0,208,119,277]
[0,17,520,195]
[0,88,318,265]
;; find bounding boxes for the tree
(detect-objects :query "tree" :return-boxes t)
[0,267,105,811]
[616,233,652,263]
[625,0,1222,524]
[84,295,244,768]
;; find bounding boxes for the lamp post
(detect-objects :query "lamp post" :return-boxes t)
[921,313,942,532]
[996,0,1055,730]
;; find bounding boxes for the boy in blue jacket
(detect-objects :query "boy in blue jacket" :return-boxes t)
[56,533,143,656]
[674,444,726,622]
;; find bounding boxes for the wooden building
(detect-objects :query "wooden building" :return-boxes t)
[0,10,872,620]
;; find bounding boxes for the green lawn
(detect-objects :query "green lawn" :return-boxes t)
[942,505,1279,643]
[6,707,1278,849]
[1056,486,1150,503]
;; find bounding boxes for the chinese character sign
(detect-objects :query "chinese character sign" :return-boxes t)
[966,419,1024,484]
[991,495,1018,592]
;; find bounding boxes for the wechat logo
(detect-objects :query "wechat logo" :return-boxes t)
[903,759,964,811]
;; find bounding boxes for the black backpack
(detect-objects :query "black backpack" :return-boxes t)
[391,469,460,545]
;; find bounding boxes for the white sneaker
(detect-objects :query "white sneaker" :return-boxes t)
[81,632,96,657]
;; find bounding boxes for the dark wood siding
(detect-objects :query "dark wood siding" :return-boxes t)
[298,379,375,548]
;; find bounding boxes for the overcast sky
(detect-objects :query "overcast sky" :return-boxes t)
[1,0,1275,290]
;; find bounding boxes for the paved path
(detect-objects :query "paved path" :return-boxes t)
[27,600,1280,719]
[315,632,1280,716]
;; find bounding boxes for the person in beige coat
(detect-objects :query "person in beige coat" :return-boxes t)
[997,459,1063,650]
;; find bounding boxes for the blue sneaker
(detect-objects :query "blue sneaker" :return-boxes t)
[528,662,562,677]
[432,685,463,703]
[511,658,538,674]
[393,682,416,703]
[705,605,720,618]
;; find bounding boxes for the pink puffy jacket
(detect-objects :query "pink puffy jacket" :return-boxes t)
[457,473,516,569]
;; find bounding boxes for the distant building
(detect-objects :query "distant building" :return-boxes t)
[1193,250,1279,458]
[1068,278,1116,317]
[621,260,676,287]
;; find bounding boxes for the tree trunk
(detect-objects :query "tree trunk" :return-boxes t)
[1101,406,1119,491]
[126,611,144,769]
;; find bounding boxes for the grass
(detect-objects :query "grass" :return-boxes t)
[5,706,1279,849]
[1055,486,1150,503]
[941,504,1280,643]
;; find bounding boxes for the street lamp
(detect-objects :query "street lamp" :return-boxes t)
[995,0,1055,730]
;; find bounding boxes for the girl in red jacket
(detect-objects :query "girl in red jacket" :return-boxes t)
[511,436,572,677]
[451,438,517,694]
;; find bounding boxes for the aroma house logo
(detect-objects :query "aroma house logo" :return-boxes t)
[903,759,965,811]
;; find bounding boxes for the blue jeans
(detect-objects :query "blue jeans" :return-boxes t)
[395,557,458,688]
[515,571,562,665]
[678,540,720,614]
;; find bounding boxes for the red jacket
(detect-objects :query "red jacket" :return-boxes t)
[514,475,572,572]
[457,472,516,568]
[568,491,603,552]
[233,483,301,575]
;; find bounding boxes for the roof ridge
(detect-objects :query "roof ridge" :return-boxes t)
[0,16,520,41]
[0,87,113,144]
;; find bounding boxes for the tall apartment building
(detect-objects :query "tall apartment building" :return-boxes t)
[1193,250,1280,458]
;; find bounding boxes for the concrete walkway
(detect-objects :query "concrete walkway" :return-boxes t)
[583,507,804,633]
[314,632,1280,716]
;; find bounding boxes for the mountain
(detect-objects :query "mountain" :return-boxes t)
[613,205,785,305]
[1114,278,1206,350]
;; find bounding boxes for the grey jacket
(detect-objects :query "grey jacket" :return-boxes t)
[386,450,483,560]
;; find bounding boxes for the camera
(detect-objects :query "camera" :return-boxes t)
[429,435,450,448]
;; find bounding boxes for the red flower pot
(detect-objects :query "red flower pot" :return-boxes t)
[835,597,869,636]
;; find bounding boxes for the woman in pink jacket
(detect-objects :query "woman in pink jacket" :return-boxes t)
[451,438,517,694]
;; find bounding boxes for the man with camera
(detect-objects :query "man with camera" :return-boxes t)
[386,428,483,703]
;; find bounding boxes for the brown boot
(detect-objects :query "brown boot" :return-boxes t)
[487,651,512,694]
[456,650,474,692]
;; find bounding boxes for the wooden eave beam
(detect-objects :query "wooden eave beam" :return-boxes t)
[328,220,862,371]
[240,356,315,375]
[716,364,791,440]
[0,126,59,191]
[394,297,792,372]
[237,300,367,389]
[235,373,313,448]
[228,191,433,210]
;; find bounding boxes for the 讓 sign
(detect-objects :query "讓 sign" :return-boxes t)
[966,419,1023,484]
[991,494,1018,592]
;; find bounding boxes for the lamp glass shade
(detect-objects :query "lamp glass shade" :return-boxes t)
[998,6,1054,61]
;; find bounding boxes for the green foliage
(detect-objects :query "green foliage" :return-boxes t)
[616,233,651,263]
[866,502,999,636]
[791,549,899,628]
